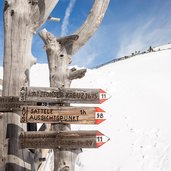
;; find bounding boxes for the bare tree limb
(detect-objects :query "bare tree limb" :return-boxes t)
[39,28,84,171]
[68,68,87,80]
[30,0,60,31]
[38,1,110,170]
[39,0,59,26]
[48,16,60,22]
[72,0,110,54]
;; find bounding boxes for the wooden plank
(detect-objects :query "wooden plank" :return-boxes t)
[19,87,109,104]
[20,106,106,125]
[19,131,109,149]
[0,113,4,169]
[0,96,37,112]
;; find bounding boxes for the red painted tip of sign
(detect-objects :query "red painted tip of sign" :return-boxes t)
[96,142,106,148]
[95,119,106,125]
[95,107,105,112]
[96,131,104,136]
[99,99,108,104]
[96,132,110,148]
[99,89,106,93]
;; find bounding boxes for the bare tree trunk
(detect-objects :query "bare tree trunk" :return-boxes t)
[1,0,59,170]
[39,30,86,171]
[39,1,109,169]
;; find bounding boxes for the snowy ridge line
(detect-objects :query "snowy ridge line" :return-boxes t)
[94,45,171,69]
[94,55,133,69]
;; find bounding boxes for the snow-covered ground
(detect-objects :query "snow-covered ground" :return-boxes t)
[0,45,171,171]
[153,43,171,51]
[71,48,171,171]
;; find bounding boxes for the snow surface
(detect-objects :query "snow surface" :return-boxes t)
[71,49,171,171]
[153,43,171,51]
[0,45,171,171]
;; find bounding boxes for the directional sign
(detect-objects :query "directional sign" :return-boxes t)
[20,87,110,104]
[0,96,37,112]
[20,106,107,124]
[19,131,110,149]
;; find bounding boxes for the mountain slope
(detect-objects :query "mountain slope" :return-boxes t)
[71,48,171,171]
[0,45,171,171]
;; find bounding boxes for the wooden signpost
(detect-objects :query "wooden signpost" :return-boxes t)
[19,131,110,149]
[19,87,110,104]
[1,0,110,170]
[20,106,107,124]
[0,96,37,112]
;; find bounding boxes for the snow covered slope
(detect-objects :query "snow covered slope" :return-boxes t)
[0,45,171,171]
[71,48,171,171]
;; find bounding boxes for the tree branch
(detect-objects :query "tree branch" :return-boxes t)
[39,0,60,27]
[31,0,60,31]
[39,28,57,46]
[72,0,110,54]
[48,16,60,22]
[68,68,87,80]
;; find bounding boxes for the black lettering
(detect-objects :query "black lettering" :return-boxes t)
[101,93,106,99]
[86,140,93,146]
[97,136,103,142]
[72,92,76,98]
[80,93,84,99]
[60,116,63,121]
[97,113,104,118]
[33,91,37,97]
[29,115,34,120]
[80,110,86,115]
[76,116,79,121]
[30,109,34,114]
[76,93,81,98]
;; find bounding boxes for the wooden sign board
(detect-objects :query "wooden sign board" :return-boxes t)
[19,131,109,149]
[20,106,107,124]
[20,87,110,104]
[0,96,37,112]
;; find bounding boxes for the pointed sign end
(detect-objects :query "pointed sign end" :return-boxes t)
[99,89,106,94]
[95,107,107,124]
[99,98,108,104]
[95,107,105,112]
[99,89,111,104]
[96,131,110,148]
[95,119,106,125]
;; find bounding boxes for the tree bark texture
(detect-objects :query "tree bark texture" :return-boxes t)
[2,0,59,170]
[39,0,110,170]
[39,30,84,171]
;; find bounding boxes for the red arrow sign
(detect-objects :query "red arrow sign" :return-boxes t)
[20,87,110,104]
[19,130,110,149]
[95,107,106,124]
[20,106,107,125]
[96,131,110,148]
[99,89,110,104]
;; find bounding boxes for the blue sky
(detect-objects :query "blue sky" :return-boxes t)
[0,0,171,68]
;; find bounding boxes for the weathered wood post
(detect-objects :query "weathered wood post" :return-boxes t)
[39,0,110,170]
[39,30,87,171]
[1,0,59,170]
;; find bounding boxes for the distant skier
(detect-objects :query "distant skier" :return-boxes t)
[149,46,154,52]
